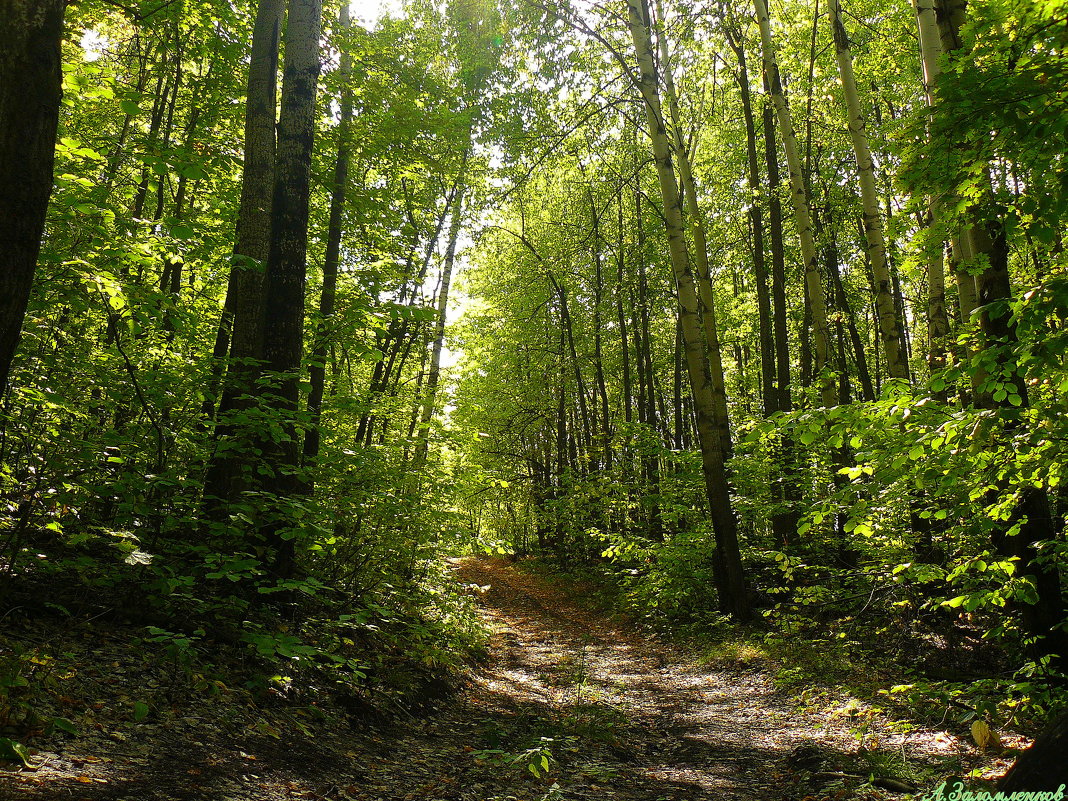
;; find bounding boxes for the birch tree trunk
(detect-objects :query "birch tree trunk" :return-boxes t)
[752,0,835,407]
[625,0,749,619]
[828,0,909,381]
[653,0,732,460]
[913,0,978,325]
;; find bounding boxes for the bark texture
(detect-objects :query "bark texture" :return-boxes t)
[304,1,353,468]
[203,0,285,506]
[752,0,835,406]
[0,0,66,395]
[625,0,749,619]
[653,0,733,460]
[828,0,909,382]
[259,0,325,580]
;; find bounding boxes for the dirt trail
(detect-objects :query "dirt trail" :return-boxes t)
[4,556,986,801]
[343,556,815,801]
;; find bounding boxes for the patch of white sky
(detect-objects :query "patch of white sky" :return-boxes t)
[349,0,404,29]
[80,29,108,61]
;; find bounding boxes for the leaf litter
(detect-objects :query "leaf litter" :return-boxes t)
[0,556,1018,800]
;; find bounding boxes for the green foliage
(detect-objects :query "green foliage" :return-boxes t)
[471,736,561,779]
[2,0,1068,756]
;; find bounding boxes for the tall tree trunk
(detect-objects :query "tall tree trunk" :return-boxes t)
[303,2,353,469]
[203,0,285,502]
[588,192,612,469]
[0,1,65,396]
[634,196,662,540]
[826,233,875,401]
[828,0,909,382]
[913,0,979,324]
[927,232,951,380]
[228,0,286,368]
[412,179,465,471]
[920,0,1067,664]
[258,0,325,582]
[764,101,791,414]
[762,97,803,549]
[752,0,835,407]
[553,273,593,465]
[616,194,634,427]
[626,0,749,619]
[654,0,733,460]
[726,31,776,416]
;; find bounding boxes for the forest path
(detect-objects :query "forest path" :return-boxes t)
[349,556,805,801]
[5,556,973,801]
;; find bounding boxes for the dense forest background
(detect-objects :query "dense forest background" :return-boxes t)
[1,0,1067,791]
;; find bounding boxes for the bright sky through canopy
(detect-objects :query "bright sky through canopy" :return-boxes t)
[349,0,403,27]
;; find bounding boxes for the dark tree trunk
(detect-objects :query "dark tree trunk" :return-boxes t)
[412,178,465,471]
[228,0,286,368]
[974,218,1068,664]
[258,0,325,582]
[303,2,353,470]
[998,711,1068,792]
[0,0,65,396]
[763,98,802,549]
[202,0,285,505]
[764,101,791,415]
[617,195,634,426]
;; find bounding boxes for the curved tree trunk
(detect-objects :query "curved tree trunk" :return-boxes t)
[625,0,749,620]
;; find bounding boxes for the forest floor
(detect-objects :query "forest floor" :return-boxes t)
[1,556,1023,801]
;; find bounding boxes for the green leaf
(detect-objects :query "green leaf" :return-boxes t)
[0,738,35,767]
[133,701,150,722]
[120,99,141,115]
[124,549,154,566]
[51,717,79,736]
[170,223,194,240]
